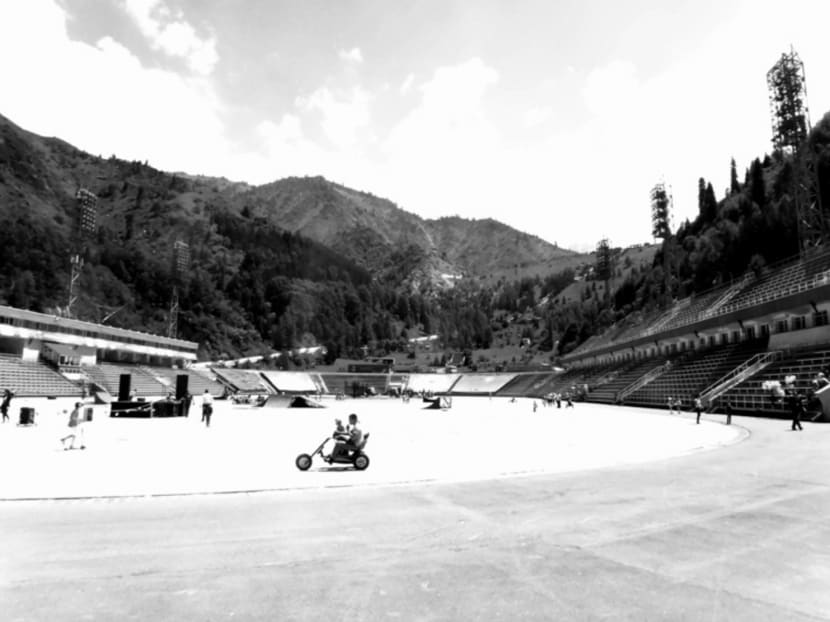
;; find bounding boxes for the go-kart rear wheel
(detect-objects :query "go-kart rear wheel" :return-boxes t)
[353,454,370,470]
[295,453,312,471]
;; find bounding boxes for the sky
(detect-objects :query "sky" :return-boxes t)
[1,1,829,251]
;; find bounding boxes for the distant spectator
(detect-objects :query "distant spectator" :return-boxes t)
[725,400,733,426]
[1,389,12,423]
[791,393,804,432]
[694,396,703,424]
[60,402,84,450]
[667,396,674,414]
[202,389,214,427]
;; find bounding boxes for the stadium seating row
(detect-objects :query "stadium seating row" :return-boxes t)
[0,355,81,397]
[568,248,830,360]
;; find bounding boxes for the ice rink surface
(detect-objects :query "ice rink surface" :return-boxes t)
[4,397,830,621]
[0,397,743,499]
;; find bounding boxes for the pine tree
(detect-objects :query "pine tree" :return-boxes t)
[730,158,740,195]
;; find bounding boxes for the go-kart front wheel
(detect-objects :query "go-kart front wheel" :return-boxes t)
[295,453,313,471]
[353,454,370,470]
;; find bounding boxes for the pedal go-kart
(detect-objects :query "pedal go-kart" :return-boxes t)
[295,433,371,471]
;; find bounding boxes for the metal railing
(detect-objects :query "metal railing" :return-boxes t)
[699,351,782,406]
[617,363,670,402]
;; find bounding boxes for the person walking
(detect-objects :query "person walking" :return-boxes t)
[694,396,703,424]
[60,402,84,450]
[202,389,214,427]
[725,400,733,425]
[0,389,12,423]
[791,393,804,431]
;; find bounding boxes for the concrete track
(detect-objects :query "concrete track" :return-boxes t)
[1,402,829,621]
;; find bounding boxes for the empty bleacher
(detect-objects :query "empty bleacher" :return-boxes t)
[319,373,390,396]
[449,373,516,395]
[84,363,168,397]
[717,346,830,416]
[624,339,768,409]
[586,357,667,404]
[259,371,318,394]
[715,249,830,318]
[0,355,81,397]
[497,373,560,397]
[405,374,460,394]
[146,367,225,396]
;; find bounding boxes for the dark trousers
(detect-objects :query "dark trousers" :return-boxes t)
[792,410,803,431]
[695,408,702,424]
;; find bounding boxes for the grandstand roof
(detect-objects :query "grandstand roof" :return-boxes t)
[0,305,198,360]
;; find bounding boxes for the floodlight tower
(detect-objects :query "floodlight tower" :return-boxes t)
[768,46,824,253]
[66,188,98,318]
[651,182,673,303]
[167,240,191,339]
[595,238,613,299]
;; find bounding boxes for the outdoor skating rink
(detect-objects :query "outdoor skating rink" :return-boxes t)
[0,396,743,499]
[5,396,830,621]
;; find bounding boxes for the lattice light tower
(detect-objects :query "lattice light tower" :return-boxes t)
[66,188,98,318]
[168,240,191,339]
[651,182,673,303]
[650,182,673,242]
[768,46,824,253]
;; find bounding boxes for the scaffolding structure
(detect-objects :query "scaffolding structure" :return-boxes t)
[650,182,672,242]
[768,46,824,253]
[650,182,673,304]
[168,240,191,339]
[66,189,98,318]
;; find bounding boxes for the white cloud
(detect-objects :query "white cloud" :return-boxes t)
[298,86,372,150]
[399,73,415,94]
[386,57,499,156]
[338,47,363,64]
[122,0,218,75]
[583,59,639,117]
[524,106,553,128]
[0,1,226,177]
[374,58,503,221]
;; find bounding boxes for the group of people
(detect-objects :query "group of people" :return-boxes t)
[330,413,363,460]
[541,393,574,409]
[669,394,733,426]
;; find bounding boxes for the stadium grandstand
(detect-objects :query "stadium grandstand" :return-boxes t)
[5,247,830,420]
[560,248,830,418]
[0,304,201,399]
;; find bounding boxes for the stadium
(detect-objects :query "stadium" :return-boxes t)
[3,241,830,619]
[4,5,830,621]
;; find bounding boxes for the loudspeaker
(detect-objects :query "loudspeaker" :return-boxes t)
[19,407,34,425]
[176,374,188,400]
[119,374,131,402]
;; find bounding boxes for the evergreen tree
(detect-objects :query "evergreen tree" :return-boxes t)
[730,157,740,195]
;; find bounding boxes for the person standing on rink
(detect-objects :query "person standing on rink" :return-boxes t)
[791,393,804,431]
[202,389,214,427]
[694,396,703,424]
[0,389,12,423]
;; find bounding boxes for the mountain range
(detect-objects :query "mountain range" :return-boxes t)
[0,111,595,358]
[0,111,583,292]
